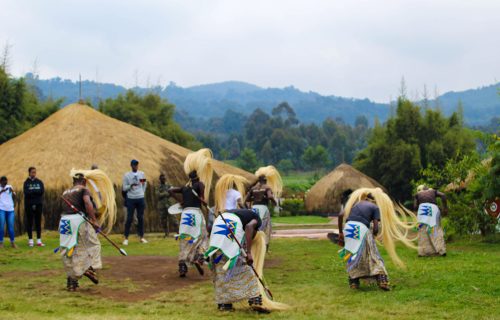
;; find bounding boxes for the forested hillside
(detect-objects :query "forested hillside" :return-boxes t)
[27,74,500,127]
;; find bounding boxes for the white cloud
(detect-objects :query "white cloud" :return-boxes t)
[1,0,499,101]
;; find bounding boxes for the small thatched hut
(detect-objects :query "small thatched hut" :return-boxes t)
[0,103,255,233]
[305,164,386,214]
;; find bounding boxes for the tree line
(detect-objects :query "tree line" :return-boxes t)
[0,66,62,144]
[192,102,371,173]
[0,67,200,151]
[354,97,477,201]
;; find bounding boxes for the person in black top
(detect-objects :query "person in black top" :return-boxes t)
[23,167,45,247]
[339,200,380,235]
[170,171,206,207]
[169,170,209,277]
[60,172,101,291]
[245,175,278,250]
[226,208,262,232]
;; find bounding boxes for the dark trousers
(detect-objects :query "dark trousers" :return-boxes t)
[159,208,179,236]
[124,198,145,238]
[25,203,43,239]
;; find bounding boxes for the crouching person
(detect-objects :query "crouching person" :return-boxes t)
[205,209,288,313]
[338,188,417,291]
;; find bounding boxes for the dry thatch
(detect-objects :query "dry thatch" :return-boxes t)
[0,103,255,233]
[305,164,386,214]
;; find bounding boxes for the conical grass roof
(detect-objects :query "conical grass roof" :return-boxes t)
[305,163,386,214]
[0,103,255,189]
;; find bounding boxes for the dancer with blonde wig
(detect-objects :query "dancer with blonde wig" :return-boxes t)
[338,188,416,291]
[245,166,282,248]
[58,169,116,291]
[214,174,248,214]
[170,148,213,277]
[206,208,289,313]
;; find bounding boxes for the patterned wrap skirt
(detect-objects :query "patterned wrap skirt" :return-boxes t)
[62,221,101,278]
[178,215,209,263]
[212,256,260,304]
[253,205,272,246]
[347,231,388,280]
[418,226,446,256]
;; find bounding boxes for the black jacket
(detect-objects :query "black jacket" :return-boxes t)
[23,178,45,205]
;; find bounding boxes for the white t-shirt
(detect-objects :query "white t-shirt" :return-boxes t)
[225,189,242,211]
[0,184,15,211]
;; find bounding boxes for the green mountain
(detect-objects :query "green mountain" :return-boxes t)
[26,73,499,126]
[435,83,500,125]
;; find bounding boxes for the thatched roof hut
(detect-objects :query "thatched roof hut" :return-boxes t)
[0,103,254,187]
[0,103,254,232]
[305,164,386,214]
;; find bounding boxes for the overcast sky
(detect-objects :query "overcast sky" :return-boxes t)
[1,0,499,102]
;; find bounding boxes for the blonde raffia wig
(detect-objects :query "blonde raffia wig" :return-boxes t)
[70,169,117,233]
[343,187,417,268]
[183,148,213,200]
[416,184,427,193]
[417,185,434,193]
[214,174,248,214]
[255,165,283,198]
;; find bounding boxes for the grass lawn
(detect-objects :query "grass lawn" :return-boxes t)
[282,171,317,185]
[0,232,499,320]
[272,215,331,225]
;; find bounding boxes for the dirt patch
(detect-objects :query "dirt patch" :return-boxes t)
[264,256,283,269]
[1,269,60,278]
[1,255,283,302]
[85,256,208,302]
[87,256,282,302]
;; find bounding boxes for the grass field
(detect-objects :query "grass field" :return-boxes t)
[282,171,318,185]
[272,216,331,225]
[1,232,499,320]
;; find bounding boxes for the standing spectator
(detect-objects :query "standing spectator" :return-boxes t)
[122,160,147,245]
[0,176,17,248]
[156,173,178,237]
[24,167,45,247]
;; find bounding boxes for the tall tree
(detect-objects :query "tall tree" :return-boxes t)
[0,66,61,143]
[99,90,200,148]
[302,145,329,171]
[354,97,475,201]
[237,148,260,172]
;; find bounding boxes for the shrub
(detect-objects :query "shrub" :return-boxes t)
[414,136,500,237]
[441,217,456,241]
[280,198,306,216]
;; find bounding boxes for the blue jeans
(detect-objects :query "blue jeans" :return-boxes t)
[0,210,15,243]
[124,198,145,238]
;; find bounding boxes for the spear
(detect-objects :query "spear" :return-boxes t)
[61,196,127,256]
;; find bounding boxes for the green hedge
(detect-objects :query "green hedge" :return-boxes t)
[279,198,306,216]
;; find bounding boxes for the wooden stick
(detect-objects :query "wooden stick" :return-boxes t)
[61,196,127,256]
